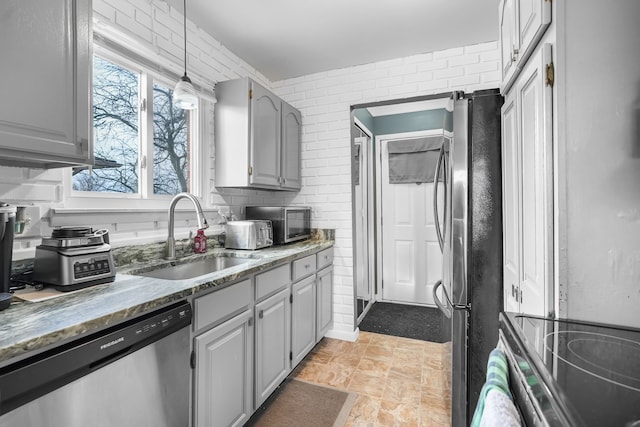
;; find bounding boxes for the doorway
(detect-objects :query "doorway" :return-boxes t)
[351,94,453,329]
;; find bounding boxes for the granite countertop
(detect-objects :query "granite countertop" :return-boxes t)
[0,238,333,368]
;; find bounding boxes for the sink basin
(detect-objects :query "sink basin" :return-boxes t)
[137,255,255,280]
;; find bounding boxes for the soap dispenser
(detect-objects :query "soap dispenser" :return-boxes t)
[194,229,207,254]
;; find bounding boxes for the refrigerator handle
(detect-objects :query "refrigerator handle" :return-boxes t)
[434,279,471,315]
[433,280,452,319]
[433,144,446,252]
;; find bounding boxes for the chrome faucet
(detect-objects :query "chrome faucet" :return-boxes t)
[166,193,209,259]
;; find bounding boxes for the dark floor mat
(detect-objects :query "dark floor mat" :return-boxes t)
[358,302,446,343]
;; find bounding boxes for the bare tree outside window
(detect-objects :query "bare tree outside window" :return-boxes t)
[73,55,191,196]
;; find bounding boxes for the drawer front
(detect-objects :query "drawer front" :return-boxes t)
[316,247,334,270]
[292,254,317,282]
[194,279,252,331]
[255,263,290,301]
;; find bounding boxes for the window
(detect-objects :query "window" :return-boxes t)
[73,51,199,198]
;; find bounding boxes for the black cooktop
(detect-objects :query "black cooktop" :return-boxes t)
[500,312,640,427]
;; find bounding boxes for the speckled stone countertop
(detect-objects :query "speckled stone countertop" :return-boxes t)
[0,235,333,368]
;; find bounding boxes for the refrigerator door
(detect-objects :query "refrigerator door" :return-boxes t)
[450,96,470,427]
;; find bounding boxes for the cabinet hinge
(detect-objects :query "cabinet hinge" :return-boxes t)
[290,294,293,304]
[249,89,253,99]
[248,317,253,327]
[248,165,253,175]
[545,62,555,87]
[190,350,196,369]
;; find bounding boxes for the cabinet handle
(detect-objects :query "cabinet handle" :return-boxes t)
[248,317,253,326]
[258,310,264,319]
[511,284,516,298]
[511,47,519,62]
[520,289,523,304]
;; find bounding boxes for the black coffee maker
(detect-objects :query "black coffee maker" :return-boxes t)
[0,203,16,311]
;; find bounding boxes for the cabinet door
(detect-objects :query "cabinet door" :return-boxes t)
[255,287,291,407]
[291,275,316,366]
[516,44,553,317]
[316,265,333,342]
[0,0,91,167]
[194,309,253,427]
[501,90,521,313]
[250,82,281,188]
[517,0,551,63]
[499,0,518,91]
[281,103,302,190]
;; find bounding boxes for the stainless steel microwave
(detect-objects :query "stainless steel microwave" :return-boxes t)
[245,206,311,244]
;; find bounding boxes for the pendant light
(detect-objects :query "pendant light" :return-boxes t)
[173,0,198,110]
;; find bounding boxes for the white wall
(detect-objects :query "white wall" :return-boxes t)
[558,0,640,328]
[0,0,500,337]
[271,44,500,336]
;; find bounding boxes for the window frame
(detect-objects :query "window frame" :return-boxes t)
[64,43,206,210]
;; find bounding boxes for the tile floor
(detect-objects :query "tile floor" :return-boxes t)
[291,331,452,427]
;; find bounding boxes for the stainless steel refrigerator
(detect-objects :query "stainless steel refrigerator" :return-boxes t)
[433,89,504,426]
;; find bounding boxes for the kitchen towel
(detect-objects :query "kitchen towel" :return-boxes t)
[471,348,521,427]
[387,135,446,184]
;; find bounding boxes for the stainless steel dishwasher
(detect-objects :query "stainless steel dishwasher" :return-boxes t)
[0,300,192,427]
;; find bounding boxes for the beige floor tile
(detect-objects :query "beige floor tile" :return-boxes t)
[341,341,370,356]
[363,344,395,361]
[377,400,420,427]
[344,394,381,426]
[330,352,363,369]
[356,331,375,344]
[292,360,324,382]
[368,333,399,348]
[356,356,392,377]
[315,364,355,389]
[382,377,422,406]
[387,361,423,384]
[348,371,385,398]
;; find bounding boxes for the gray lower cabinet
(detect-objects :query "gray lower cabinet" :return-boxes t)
[316,265,334,342]
[194,309,253,427]
[291,275,316,366]
[192,247,333,425]
[254,287,291,407]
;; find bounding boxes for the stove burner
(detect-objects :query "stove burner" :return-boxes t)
[546,331,640,392]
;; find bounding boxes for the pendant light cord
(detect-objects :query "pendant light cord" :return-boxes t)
[183,0,187,76]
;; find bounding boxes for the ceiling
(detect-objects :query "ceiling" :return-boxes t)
[167,0,499,82]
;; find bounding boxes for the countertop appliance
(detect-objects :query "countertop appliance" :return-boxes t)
[32,227,115,291]
[431,89,504,426]
[499,312,640,426]
[245,206,311,245]
[224,220,273,250]
[0,203,15,311]
[0,301,192,427]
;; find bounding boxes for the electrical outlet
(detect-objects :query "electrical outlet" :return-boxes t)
[15,206,41,238]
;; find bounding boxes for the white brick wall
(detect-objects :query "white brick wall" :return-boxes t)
[0,0,499,338]
[271,42,500,337]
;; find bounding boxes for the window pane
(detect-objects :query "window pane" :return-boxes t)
[152,82,190,195]
[73,56,139,193]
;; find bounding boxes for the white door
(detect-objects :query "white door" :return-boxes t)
[379,134,443,306]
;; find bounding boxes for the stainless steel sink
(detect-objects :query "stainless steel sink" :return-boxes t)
[137,256,255,280]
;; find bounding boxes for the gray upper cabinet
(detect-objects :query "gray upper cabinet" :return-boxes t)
[0,0,92,168]
[214,77,301,191]
[281,102,302,190]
